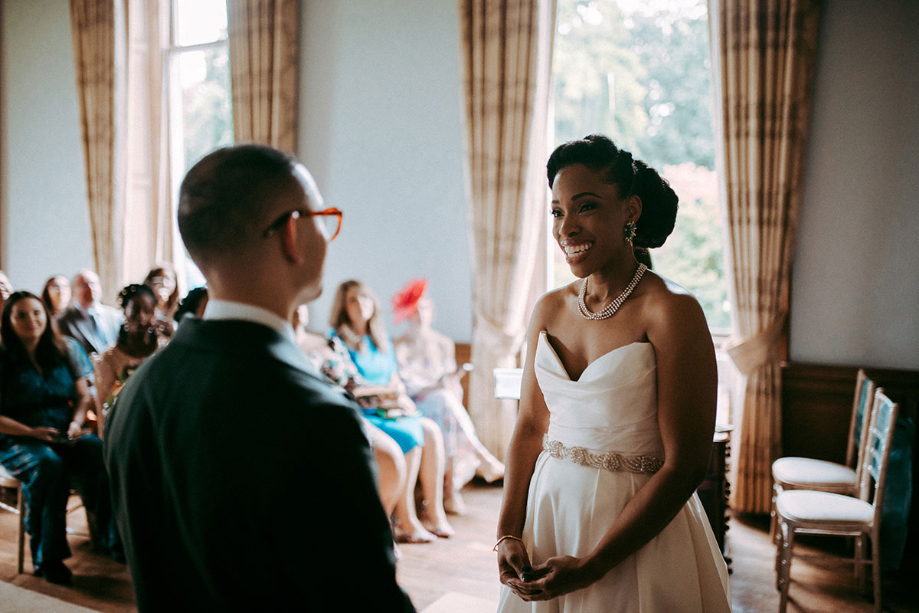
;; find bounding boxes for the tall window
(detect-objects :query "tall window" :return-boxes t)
[551,0,730,332]
[167,0,234,288]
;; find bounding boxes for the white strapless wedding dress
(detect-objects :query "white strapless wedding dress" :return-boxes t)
[497,332,731,612]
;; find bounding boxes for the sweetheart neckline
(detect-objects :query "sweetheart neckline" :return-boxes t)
[538,331,650,383]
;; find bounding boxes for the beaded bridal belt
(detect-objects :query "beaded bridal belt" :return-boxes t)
[543,435,663,475]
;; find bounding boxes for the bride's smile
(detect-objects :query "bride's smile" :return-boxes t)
[559,240,593,264]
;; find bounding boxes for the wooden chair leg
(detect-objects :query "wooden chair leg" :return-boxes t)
[854,533,864,584]
[871,535,882,613]
[774,521,784,580]
[17,486,25,575]
[778,523,795,613]
[770,483,780,543]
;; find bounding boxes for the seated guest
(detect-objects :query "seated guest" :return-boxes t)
[331,279,454,540]
[57,269,123,358]
[296,305,426,546]
[174,286,209,324]
[41,275,72,319]
[392,279,505,515]
[0,291,119,584]
[94,284,166,439]
[0,270,13,308]
[0,270,12,341]
[143,265,179,337]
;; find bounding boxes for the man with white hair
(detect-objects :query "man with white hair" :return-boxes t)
[57,269,123,357]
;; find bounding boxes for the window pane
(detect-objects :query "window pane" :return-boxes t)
[174,0,228,47]
[174,46,234,172]
[550,0,730,331]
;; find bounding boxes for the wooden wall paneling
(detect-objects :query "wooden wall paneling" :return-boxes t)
[781,363,859,463]
[781,362,919,562]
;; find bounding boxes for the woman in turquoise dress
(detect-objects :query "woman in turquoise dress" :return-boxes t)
[0,291,120,584]
[329,280,453,541]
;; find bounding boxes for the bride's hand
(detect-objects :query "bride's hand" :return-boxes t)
[515,555,600,601]
[497,539,538,597]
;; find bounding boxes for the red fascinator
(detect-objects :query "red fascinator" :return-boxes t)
[392,278,428,324]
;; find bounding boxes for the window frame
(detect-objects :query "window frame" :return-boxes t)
[164,0,233,291]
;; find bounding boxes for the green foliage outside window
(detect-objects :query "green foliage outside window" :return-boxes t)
[552,0,731,330]
[181,46,234,174]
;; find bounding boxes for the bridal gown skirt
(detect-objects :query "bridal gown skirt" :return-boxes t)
[497,332,731,612]
[496,452,731,613]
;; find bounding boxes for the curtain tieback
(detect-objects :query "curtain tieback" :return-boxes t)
[725,313,787,376]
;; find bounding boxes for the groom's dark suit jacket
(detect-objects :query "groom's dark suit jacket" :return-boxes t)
[104,318,414,612]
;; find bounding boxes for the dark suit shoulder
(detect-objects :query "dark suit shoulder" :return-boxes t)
[116,322,363,437]
[57,306,81,327]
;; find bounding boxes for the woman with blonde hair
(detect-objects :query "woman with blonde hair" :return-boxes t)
[330,280,453,542]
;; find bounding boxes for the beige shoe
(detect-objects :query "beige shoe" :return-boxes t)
[477,459,505,483]
[443,490,468,516]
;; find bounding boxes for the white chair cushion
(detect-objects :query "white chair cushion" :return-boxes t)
[0,463,21,487]
[776,490,873,525]
[772,457,857,489]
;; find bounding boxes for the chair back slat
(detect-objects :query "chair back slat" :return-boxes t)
[857,389,899,525]
[847,369,876,469]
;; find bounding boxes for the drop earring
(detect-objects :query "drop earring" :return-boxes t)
[624,220,637,244]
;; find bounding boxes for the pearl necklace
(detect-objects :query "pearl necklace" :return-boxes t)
[577,263,648,320]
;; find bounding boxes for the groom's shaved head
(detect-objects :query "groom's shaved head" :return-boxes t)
[178,144,300,265]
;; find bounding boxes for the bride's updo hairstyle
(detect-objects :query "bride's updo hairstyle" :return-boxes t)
[546,134,678,249]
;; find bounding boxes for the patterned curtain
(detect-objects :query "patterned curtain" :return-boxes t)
[122,0,173,286]
[226,0,299,152]
[713,0,821,513]
[70,0,126,302]
[459,0,555,461]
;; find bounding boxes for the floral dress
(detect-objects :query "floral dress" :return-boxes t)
[395,333,481,487]
[94,338,167,439]
[317,334,425,454]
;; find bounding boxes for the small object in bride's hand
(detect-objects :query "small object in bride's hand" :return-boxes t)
[520,565,534,581]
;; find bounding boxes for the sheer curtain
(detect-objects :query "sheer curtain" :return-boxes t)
[459,0,555,461]
[122,0,173,286]
[70,0,126,301]
[226,0,299,152]
[71,0,177,296]
[711,0,821,513]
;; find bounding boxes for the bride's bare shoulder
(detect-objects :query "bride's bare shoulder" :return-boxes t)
[641,271,707,330]
[530,282,579,328]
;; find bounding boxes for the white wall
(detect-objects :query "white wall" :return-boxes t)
[298,0,473,341]
[0,0,474,339]
[789,1,919,370]
[0,0,94,293]
[6,0,916,356]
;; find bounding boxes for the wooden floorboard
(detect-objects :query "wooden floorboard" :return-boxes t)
[1,483,917,611]
[0,493,135,613]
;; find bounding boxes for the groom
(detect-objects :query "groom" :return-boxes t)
[104,145,414,612]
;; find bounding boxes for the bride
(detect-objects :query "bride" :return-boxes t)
[495,135,731,612]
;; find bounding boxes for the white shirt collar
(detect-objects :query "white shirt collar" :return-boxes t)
[202,299,296,341]
[75,301,99,317]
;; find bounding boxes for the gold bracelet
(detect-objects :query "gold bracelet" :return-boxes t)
[493,535,525,552]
